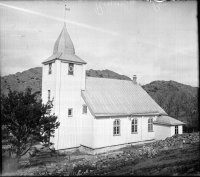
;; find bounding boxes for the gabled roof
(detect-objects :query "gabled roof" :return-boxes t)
[81,77,167,117]
[153,116,186,125]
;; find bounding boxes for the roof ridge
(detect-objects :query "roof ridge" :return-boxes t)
[86,76,133,82]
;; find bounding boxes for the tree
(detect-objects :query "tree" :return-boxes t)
[155,93,165,109]
[1,88,60,167]
[171,93,187,120]
[183,96,199,132]
[156,91,199,132]
[164,93,176,116]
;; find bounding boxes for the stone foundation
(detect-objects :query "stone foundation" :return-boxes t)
[59,139,156,155]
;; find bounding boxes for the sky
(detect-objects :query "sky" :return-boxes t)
[0,0,198,87]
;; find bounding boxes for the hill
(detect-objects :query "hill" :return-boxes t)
[1,67,198,131]
[1,67,43,95]
[86,69,131,81]
[1,67,197,100]
[0,67,131,95]
[142,80,198,100]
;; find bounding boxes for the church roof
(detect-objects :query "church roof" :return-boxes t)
[153,116,186,125]
[53,23,75,55]
[42,23,86,65]
[81,77,167,117]
[42,52,86,64]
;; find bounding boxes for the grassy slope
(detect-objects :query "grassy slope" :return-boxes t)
[111,143,200,176]
[2,143,199,175]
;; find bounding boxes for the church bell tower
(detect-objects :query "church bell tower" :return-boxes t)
[41,9,87,150]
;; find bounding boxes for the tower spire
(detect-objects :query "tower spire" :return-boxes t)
[53,5,74,55]
[64,4,70,24]
[64,5,66,24]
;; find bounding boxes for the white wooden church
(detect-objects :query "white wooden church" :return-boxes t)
[41,22,185,151]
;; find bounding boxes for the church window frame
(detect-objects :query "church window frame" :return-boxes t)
[68,108,73,117]
[148,118,153,132]
[175,125,178,134]
[113,119,120,136]
[131,118,138,133]
[68,63,74,75]
[49,63,52,74]
[82,105,87,114]
[48,90,50,101]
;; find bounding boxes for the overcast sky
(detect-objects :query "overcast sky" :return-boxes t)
[0,1,198,87]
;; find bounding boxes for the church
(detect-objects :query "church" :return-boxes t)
[41,21,185,151]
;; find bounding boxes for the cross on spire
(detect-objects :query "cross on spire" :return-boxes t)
[64,5,70,23]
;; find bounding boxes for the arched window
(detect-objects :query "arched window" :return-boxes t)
[148,118,153,132]
[131,118,138,133]
[113,119,120,135]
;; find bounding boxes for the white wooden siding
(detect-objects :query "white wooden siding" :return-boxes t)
[81,98,93,148]
[92,116,156,149]
[154,124,171,140]
[47,61,86,150]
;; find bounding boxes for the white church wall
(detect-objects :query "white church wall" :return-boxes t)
[170,126,175,136]
[179,125,183,134]
[43,61,59,148]
[141,116,155,141]
[126,117,143,143]
[92,115,156,149]
[49,61,86,150]
[82,65,86,91]
[57,62,83,149]
[42,62,56,105]
[154,124,171,140]
[81,98,94,148]
[93,117,118,149]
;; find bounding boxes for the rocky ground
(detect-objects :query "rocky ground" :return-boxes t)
[2,132,200,176]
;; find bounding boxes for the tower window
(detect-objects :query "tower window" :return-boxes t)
[49,63,52,74]
[68,63,74,75]
[48,90,50,101]
[68,108,73,117]
[175,125,178,134]
[82,105,87,114]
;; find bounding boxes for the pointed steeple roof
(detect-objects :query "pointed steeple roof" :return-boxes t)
[53,22,75,55]
[42,22,86,65]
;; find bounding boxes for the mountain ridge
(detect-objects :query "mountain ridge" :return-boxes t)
[1,67,198,96]
[1,67,198,131]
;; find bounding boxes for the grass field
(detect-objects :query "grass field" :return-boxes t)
[107,143,200,176]
[2,142,200,175]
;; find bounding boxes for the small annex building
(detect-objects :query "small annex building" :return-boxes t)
[41,22,186,151]
[153,116,186,140]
